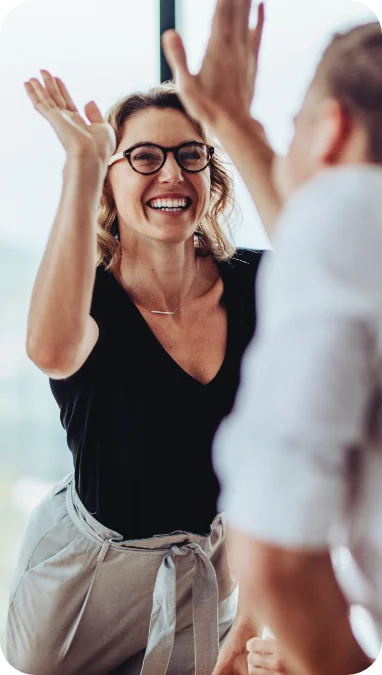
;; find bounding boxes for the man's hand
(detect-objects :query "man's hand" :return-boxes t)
[247,637,290,674]
[212,624,255,675]
[162,0,264,129]
[162,0,280,238]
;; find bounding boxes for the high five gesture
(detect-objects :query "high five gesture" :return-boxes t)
[162,0,264,128]
[163,0,281,238]
[25,70,116,169]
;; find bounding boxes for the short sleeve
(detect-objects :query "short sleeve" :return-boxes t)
[49,265,111,396]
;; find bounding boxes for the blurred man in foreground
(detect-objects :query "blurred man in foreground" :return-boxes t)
[164,2,382,673]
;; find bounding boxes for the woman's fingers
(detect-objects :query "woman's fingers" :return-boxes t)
[55,77,79,113]
[24,71,87,147]
[248,668,271,675]
[40,70,67,108]
[24,78,60,118]
[84,100,104,124]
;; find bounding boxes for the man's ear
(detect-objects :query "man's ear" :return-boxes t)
[314,98,352,165]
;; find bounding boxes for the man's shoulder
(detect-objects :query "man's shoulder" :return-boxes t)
[277,166,382,260]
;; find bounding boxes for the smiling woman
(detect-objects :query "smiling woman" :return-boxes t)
[98,83,237,274]
[4,65,270,673]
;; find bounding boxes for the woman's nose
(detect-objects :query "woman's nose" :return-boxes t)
[158,152,184,182]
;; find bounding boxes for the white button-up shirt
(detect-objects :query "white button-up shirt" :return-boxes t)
[214,165,382,639]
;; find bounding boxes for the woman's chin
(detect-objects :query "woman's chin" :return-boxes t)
[145,220,196,244]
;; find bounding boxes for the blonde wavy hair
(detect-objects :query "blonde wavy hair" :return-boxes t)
[96,82,239,272]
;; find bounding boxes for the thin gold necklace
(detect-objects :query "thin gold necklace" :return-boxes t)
[117,257,199,316]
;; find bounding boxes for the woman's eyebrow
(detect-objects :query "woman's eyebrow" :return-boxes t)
[124,140,203,148]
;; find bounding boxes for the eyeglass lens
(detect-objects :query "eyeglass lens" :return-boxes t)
[129,144,210,174]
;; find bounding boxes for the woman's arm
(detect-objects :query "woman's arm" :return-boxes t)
[27,155,103,377]
[24,71,115,377]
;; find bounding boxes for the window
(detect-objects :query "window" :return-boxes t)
[0,0,380,662]
[177,0,375,250]
[0,0,158,647]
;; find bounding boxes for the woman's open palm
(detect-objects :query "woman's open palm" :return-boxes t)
[24,70,116,166]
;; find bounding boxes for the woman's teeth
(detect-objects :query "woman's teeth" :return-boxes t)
[148,198,189,211]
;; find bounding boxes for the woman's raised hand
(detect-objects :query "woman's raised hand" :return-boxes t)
[24,70,116,167]
[162,0,264,129]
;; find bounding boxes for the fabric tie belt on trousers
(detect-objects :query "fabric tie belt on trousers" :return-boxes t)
[139,542,219,675]
[67,476,220,675]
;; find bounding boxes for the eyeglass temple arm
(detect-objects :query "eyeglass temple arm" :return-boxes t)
[108,151,125,167]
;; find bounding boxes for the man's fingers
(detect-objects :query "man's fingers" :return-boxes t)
[247,637,275,653]
[249,1,265,58]
[248,653,286,673]
[247,637,286,674]
[211,0,234,38]
[162,29,211,123]
[211,0,252,45]
[161,30,190,83]
[234,0,253,43]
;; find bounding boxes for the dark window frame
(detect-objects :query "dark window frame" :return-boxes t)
[159,0,176,82]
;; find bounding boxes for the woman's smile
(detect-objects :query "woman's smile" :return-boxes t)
[145,192,193,217]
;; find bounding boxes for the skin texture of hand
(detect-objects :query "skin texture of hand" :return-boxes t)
[24,70,116,167]
[162,0,281,239]
[162,0,264,129]
[247,638,289,675]
[212,624,255,675]
[229,528,374,675]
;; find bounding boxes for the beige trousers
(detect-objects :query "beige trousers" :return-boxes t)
[5,473,237,675]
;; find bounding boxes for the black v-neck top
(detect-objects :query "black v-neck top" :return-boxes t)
[49,248,265,539]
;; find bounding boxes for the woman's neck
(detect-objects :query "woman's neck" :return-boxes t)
[118,237,199,313]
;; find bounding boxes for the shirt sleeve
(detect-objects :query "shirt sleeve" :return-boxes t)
[49,265,110,397]
[213,169,382,549]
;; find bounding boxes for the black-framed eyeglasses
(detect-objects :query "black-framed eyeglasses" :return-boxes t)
[108,141,215,174]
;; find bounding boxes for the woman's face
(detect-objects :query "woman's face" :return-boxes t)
[108,107,211,246]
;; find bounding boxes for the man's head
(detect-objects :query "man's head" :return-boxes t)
[274,21,382,200]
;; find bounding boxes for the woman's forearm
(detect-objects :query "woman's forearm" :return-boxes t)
[26,154,106,370]
[214,114,282,240]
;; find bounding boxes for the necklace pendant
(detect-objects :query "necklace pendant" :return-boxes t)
[150,310,175,315]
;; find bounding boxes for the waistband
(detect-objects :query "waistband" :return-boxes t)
[61,472,222,675]
[66,474,226,550]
